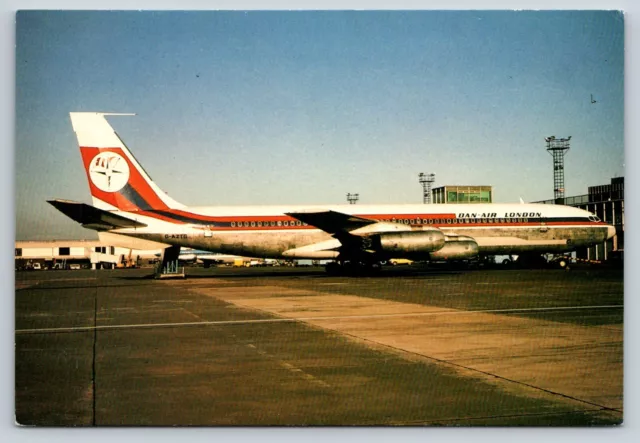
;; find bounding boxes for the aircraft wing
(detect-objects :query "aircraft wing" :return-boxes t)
[285,210,378,234]
[48,199,147,230]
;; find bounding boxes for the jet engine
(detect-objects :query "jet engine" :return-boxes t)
[372,230,446,257]
[429,235,479,260]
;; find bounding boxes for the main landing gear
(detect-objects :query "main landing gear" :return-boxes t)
[325,260,382,276]
[504,254,570,270]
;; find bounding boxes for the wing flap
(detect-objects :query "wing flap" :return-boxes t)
[48,199,147,230]
[286,210,377,234]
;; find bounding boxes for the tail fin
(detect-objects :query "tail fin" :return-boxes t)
[70,112,184,212]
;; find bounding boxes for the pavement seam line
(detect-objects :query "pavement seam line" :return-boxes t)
[15,304,623,334]
[244,344,331,388]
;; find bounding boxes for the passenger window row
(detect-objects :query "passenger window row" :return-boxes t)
[230,220,308,228]
[452,218,531,224]
[221,216,586,228]
[377,218,532,225]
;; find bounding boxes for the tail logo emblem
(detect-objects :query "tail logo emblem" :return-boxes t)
[89,152,130,192]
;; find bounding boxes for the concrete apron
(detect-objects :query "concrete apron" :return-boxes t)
[176,283,623,417]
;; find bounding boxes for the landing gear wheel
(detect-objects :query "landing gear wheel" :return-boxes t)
[515,254,548,269]
[325,261,382,276]
[325,262,341,275]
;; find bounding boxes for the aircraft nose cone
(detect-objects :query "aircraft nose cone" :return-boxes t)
[607,226,616,240]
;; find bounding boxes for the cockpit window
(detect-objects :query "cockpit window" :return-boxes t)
[588,215,601,222]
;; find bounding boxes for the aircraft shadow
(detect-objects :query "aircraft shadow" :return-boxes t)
[137,267,466,280]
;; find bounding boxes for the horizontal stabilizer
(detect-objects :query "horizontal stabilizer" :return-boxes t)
[286,210,377,234]
[47,199,147,230]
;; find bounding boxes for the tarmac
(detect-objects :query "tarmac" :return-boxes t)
[15,265,624,426]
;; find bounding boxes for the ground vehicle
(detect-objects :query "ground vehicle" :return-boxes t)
[388,259,414,266]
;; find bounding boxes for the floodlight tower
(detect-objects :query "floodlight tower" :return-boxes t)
[346,193,359,205]
[418,173,436,204]
[545,136,571,204]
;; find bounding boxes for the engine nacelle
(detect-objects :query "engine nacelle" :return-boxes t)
[374,230,446,256]
[429,236,479,260]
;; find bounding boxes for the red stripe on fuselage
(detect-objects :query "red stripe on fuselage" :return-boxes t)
[148,210,458,223]
[130,208,604,231]
[133,210,459,226]
[137,210,184,224]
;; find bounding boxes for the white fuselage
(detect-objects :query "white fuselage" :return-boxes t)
[101,203,613,259]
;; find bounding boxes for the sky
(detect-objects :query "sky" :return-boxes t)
[15,9,625,240]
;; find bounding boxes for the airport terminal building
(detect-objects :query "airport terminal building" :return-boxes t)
[431,185,493,204]
[15,240,160,270]
[535,177,624,262]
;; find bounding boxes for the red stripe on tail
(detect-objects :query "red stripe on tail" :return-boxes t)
[80,147,170,211]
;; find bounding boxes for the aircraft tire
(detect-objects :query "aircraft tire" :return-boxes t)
[325,262,341,276]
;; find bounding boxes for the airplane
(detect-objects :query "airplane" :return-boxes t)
[48,112,616,274]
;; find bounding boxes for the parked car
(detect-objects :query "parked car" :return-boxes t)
[388,259,413,266]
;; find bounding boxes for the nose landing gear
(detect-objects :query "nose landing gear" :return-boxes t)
[325,260,381,276]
